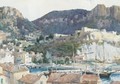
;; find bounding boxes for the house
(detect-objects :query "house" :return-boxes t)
[74,55,86,63]
[34,53,43,62]
[80,74,101,84]
[0,48,14,64]
[13,51,32,64]
[47,72,81,84]
[18,74,48,84]
[0,30,7,44]
[0,74,8,84]
[0,41,32,65]
[81,27,98,32]
[54,33,68,39]
[0,63,29,84]
[29,51,36,62]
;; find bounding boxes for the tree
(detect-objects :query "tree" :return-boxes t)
[39,35,44,41]
[49,34,54,39]
[33,58,37,63]
[43,55,49,63]
[36,38,39,43]
[55,42,79,57]
[45,37,49,40]
[77,32,80,36]
[37,59,43,64]
[65,57,70,64]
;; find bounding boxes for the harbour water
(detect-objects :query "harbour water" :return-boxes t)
[28,67,120,84]
[101,77,110,84]
[29,66,76,73]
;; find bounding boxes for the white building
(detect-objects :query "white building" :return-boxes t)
[54,33,68,38]
[80,42,120,63]
[79,27,120,42]
[0,49,14,64]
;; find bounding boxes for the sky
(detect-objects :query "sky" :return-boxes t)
[0,0,120,21]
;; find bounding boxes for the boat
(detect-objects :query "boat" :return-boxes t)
[110,72,120,81]
[100,71,111,77]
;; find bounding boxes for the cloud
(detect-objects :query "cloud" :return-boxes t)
[0,0,120,20]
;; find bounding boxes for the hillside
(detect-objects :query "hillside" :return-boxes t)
[33,4,120,35]
[0,6,38,38]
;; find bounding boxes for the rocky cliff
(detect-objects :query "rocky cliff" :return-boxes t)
[87,4,120,31]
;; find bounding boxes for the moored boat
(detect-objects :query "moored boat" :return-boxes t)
[110,72,120,83]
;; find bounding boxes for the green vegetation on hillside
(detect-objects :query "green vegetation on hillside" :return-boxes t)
[24,35,81,63]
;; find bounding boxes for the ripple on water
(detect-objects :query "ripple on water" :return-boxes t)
[101,77,110,84]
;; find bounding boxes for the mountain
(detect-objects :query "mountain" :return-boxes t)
[0,6,38,38]
[87,4,120,31]
[33,9,89,34]
[33,4,120,35]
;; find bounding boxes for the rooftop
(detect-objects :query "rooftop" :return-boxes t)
[81,74,101,84]
[81,74,100,81]
[56,73,80,83]
[0,63,28,73]
[47,72,63,83]
[47,72,81,83]
[19,74,41,84]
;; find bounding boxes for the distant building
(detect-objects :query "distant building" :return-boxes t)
[0,31,7,44]
[74,55,85,63]
[81,27,98,32]
[35,53,43,62]
[0,43,32,65]
[12,51,32,64]
[54,33,68,38]
[0,48,14,64]
[76,27,120,42]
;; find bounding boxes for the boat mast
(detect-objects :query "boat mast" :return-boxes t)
[72,44,75,68]
[103,41,105,62]
[95,43,97,61]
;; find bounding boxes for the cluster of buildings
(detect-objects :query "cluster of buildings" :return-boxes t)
[47,72,102,84]
[0,27,120,84]
[0,40,105,84]
[0,42,32,64]
[73,41,120,63]
[0,41,44,65]
[74,27,120,63]
[0,62,46,84]
[75,27,120,43]
[0,62,102,84]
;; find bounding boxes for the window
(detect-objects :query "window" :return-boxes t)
[1,78,3,84]
[40,81,43,84]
